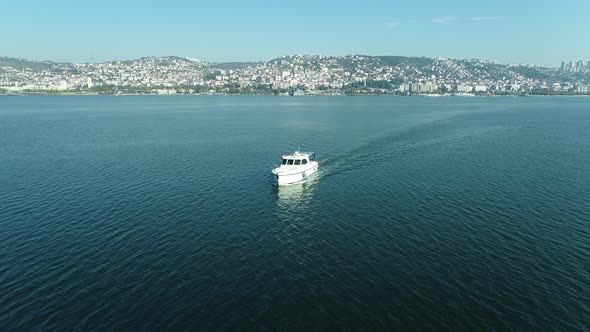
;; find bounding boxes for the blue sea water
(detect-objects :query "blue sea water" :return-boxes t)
[0,95,589,330]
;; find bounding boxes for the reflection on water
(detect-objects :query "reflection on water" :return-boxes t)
[273,172,319,211]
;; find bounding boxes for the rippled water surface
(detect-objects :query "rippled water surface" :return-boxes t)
[1,96,589,330]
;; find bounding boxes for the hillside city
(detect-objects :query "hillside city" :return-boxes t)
[1,55,589,96]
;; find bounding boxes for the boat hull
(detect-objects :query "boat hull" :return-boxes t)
[273,163,318,186]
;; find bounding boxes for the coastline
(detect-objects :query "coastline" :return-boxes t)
[1,92,589,97]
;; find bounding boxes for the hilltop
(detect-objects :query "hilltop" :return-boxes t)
[0,56,61,72]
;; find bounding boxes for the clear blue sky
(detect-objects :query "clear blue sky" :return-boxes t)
[1,0,588,66]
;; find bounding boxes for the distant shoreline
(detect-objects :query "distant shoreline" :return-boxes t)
[1,93,589,97]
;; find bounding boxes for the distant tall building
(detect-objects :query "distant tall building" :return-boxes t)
[560,62,565,70]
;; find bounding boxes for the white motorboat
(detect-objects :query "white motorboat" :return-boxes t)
[272,150,319,186]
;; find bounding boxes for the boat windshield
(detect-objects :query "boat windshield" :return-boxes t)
[295,160,301,165]
[287,159,294,165]
[282,159,287,165]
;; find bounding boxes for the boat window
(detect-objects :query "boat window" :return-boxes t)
[302,159,308,164]
[287,159,294,165]
[295,160,301,165]
[282,159,287,165]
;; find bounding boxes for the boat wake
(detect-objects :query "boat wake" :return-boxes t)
[317,122,516,180]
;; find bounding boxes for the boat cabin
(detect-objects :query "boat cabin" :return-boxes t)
[280,151,315,166]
